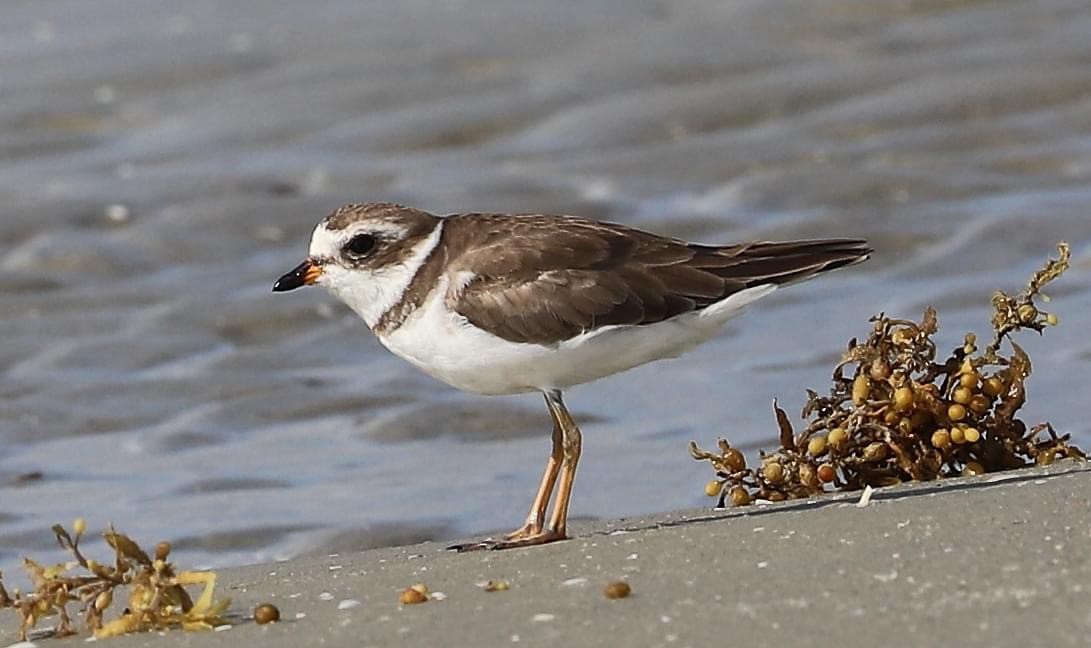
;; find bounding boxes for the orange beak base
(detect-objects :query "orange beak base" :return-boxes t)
[272,260,322,292]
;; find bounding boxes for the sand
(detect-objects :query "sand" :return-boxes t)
[3,463,1089,647]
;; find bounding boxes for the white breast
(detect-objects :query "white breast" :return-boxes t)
[378,280,777,395]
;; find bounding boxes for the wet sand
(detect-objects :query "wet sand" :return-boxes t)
[4,462,1088,647]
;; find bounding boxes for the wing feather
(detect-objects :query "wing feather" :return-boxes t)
[442,213,869,345]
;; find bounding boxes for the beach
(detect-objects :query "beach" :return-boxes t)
[4,462,1088,647]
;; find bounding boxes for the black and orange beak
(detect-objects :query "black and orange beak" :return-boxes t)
[272,259,323,292]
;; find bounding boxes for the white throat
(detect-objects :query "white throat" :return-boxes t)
[320,221,445,329]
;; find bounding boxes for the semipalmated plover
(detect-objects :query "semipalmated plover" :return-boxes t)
[273,202,870,550]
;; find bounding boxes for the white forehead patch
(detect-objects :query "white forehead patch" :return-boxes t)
[308,223,341,258]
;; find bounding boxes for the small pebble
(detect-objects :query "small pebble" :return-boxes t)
[604,581,631,599]
[400,588,428,605]
[253,603,280,624]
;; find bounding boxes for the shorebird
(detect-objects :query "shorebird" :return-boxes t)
[274,202,870,549]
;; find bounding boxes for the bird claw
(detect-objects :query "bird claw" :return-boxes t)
[446,538,496,553]
[447,530,567,552]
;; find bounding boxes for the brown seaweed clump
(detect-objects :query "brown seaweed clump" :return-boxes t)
[0,520,229,641]
[692,242,1084,507]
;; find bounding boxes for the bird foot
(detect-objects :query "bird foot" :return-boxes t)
[447,529,568,552]
[503,522,541,541]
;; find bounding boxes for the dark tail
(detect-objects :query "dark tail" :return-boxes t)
[697,238,872,287]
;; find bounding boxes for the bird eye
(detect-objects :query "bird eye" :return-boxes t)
[344,233,376,257]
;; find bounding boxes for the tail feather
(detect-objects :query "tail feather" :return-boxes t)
[698,238,872,288]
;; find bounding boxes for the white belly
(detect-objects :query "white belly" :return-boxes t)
[377,283,777,395]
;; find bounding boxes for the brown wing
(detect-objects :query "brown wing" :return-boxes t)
[443,213,870,345]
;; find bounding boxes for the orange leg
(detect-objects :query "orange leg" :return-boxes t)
[543,391,581,538]
[503,407,563,540]
[450,391,581,551]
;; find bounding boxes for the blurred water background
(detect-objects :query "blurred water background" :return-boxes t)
[2,0,1090,572]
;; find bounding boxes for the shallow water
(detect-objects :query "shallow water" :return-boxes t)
[2,0,1090,573]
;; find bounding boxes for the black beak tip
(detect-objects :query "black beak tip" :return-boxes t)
[272,276,300,292]
[272,265,307,293]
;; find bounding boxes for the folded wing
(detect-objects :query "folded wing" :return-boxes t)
[444,213,870,345]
